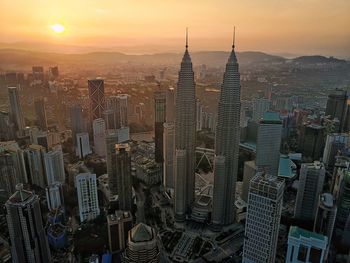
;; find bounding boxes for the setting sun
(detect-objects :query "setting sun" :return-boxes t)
[50,23,65,34]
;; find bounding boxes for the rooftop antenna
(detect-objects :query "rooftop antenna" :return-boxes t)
[186,27,188,49]
[232,26,236,49]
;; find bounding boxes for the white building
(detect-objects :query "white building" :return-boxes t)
[26,144,46,188]
[46,182,64,210]
[243,173,285,263]
[93,118,106,157]
[44,147,65,185]
[76,132,91,158]
[76,173,100,222]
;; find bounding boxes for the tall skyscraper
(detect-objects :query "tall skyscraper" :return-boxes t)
[107,210,133,253]
[196,99,203,131]
[76,132,91,158]
[44,147,65,185]
[212,34,241,226]
[243,173,285,263]
[335,170,350,236]
[117,94,128,128]
[322,133,349,168]
[166,87,175,123]
[252,97,270,123]
[241,160,257,202]
[123,223,160,263]
[298,124,325,161]
[76,173,100,222]
[26,144,47,188]
[8,87,25,136]
[256,112,282,176]
[114,143,132,211]
[88,78,105,121]
[46,182,64,211]
[93,118,106,157]
[295,162,325,221]
[105,95,129,129]
[34,97,48,131]
[154,89,166,163]
[106,131,119,197]
[6,184,51,263]
[163,122,174,189]
[174,31,196,221]
[70,104,85,146]
[0,153,18,198]
[325,89,350,133]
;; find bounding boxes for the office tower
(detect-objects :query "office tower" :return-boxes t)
[286,226,327,263]
[6,184,51,263]
[105,95,129,129]
[295,162,325,221]
[241,160,257,202]
[107,210,133,253]
[46,182,64,210]
[88,78,105,120]
[252,97,270,123]
[123,223,160,263]
[26,144,46,188]
[323,133,348,168]
[314,193,337,258]
[117,95,128,127]
[70,104,85,145]
[256,112,282,176]
[34,97,48,131]
[76,132,91,158]
[0,153,18,198]
[0,111,15,141]
[114,143,132,211]
[212,36,241,226]
[8,87,25,136]
[106,131,119,196]
[325,89,350,132]
[44,147,65,185]
[243,173,285,263]
[335,170,350,235]
[76,173,100,222]
[93,118,106,157]
[298,124,325,161]
[48,66,59,79]
[196,99,203,131]
[163,122,174,189]
[166,88,175,123]
[154,90,166,163]
[32,66,44,81]
[174,31,196,221]
[103,109,115,130]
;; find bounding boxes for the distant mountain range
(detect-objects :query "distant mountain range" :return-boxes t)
[0,47,347,70]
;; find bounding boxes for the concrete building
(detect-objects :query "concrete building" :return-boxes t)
[76,173,100,222]
[5,184,51,263]
[174,32,196,221]
[134,156,162,186]
[295,162,325,221]
[46,182,64,211]
[0,153,19,198]
[325,89,350,133]
[154,90,166,163]
[243,173,285,263]
[26,144,46,188]
[106,131,119,197]
[335,170,350,237]
[70,104,85,146]
[252,97,270,123]
[322,133,349,168]
[88,78,105,121]
[105,95,129,129]
[196,99,203,131]
[76,132,91,158]
[241,160,257,202]
[93,118,106,157]
[8,87,25,136]
[44,147,65,185]
[163,122,174,189]
[34,97,48,131]
[256,112,282,176]
[107,210,133,253]
[298,124,325,161]
[123,223,160,263]
[166,87,175,123]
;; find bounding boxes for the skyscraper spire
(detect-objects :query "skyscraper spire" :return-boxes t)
[232,26,236,49]
[186,27,188,49]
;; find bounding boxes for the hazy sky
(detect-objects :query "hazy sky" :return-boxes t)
[1,0,350,56]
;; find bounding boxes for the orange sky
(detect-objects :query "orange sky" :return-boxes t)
[1,0,349,56]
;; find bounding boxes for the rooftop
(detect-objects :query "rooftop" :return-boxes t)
[261,111,282,124]
[131,223,153,243]
[289,226,326,241]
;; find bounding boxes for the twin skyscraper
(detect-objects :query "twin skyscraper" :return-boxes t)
[174,29,241,228]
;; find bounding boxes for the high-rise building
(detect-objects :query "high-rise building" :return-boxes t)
[6,184,51,263]
[163,122,174,189]
[117,94,128,128]
[286,226,328,263]
[8,87,25,136]
[241,160,257,202]
[0,111,15,141]
[107,210,133,253]
[106,131,119,197]
[46,182,64,210]
[196,99,203,131]
[325,89,350,133]
[123,223,160,263]
[32,66,44,81]
[313,193,337,258]
[298,124,325,161]
[114,143,132,211]
[174,31,196,221]
[34,97,48,131]
[212,38,241,227]
[166,88,175,123]
[93,118,106,157]
[256,112,282,176]
[322,133,348,168]
[26,144,47,188]
[0,153,18,198]
[70,104,85,146]
[295,162,325,221]
[154,90,166,163]
[335,170,350,236]
[76,173,100,222]
[252,97,270,123]
[88,78,105,121]
[44,147,65,185]
[76,132,91,158]
[243,173,285,263]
